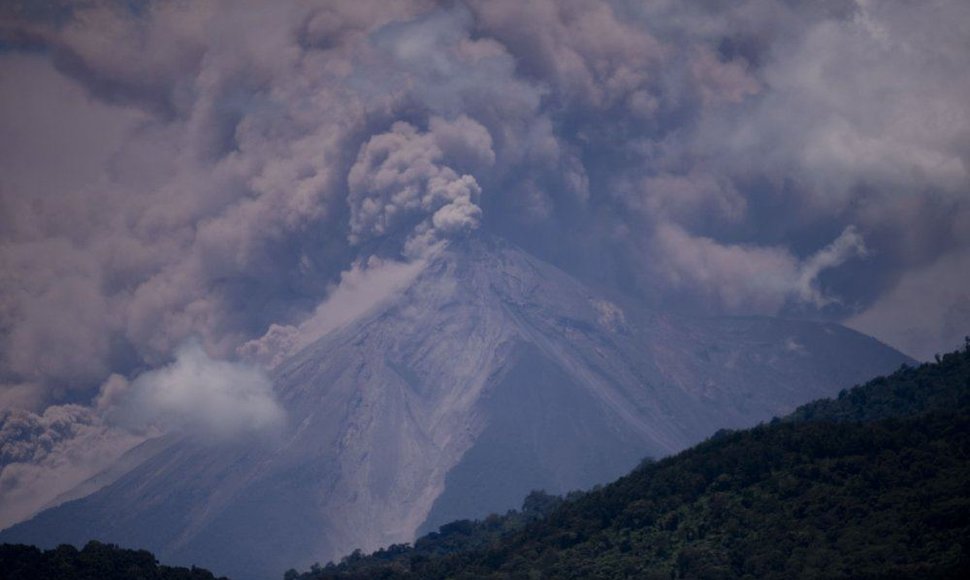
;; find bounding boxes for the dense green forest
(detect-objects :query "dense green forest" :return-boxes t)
[292,344,970,579]
[0,541,226,580]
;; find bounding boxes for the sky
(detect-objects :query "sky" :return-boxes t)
[0,0,968,527]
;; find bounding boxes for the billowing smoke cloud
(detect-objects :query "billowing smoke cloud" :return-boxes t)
[652,225,868,314]
[0,341,282,530]
[347,117,491,256]
[122,340,284,440]
[0,398,150,530]
[0,0,968,525]
[240,256,427,367]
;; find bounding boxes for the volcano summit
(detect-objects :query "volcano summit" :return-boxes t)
[1,235,909,580]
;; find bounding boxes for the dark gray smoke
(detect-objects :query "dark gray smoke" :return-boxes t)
[0,0,968,524]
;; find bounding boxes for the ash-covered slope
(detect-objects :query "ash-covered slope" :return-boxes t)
[0,236,909,580]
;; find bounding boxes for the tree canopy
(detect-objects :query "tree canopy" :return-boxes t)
[294,345,970,579]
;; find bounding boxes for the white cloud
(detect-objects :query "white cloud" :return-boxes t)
[0,340,284,531]
[124,341,284,440]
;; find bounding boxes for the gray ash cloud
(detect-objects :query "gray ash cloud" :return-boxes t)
[0,0,966,410]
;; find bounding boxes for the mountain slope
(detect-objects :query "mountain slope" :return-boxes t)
[299,346,970,580]
[0,235,910,580]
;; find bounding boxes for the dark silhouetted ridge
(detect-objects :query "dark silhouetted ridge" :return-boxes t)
[0,540,227,580]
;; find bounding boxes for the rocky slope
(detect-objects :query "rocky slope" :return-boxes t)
[0,235,909,580]
[298,348,970,580]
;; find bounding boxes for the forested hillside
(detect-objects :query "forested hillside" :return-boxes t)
[0,541,226,580]
[294,344,970,579]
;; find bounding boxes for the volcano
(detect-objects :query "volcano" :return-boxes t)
[0,235,910,580]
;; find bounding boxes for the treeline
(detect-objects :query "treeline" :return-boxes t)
[0,541,226,580]
[784,341,970,424]
[293,344,970,579]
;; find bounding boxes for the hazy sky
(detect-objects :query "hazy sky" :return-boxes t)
[0,0,968,526]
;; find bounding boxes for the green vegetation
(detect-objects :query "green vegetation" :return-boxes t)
[784,341,970,424]
[4,346,968,579]
[293,344,970,579]
[0,541,226,580]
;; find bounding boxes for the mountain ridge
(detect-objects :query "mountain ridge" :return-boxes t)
[0,235,911,580]
[297,345,970,580]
